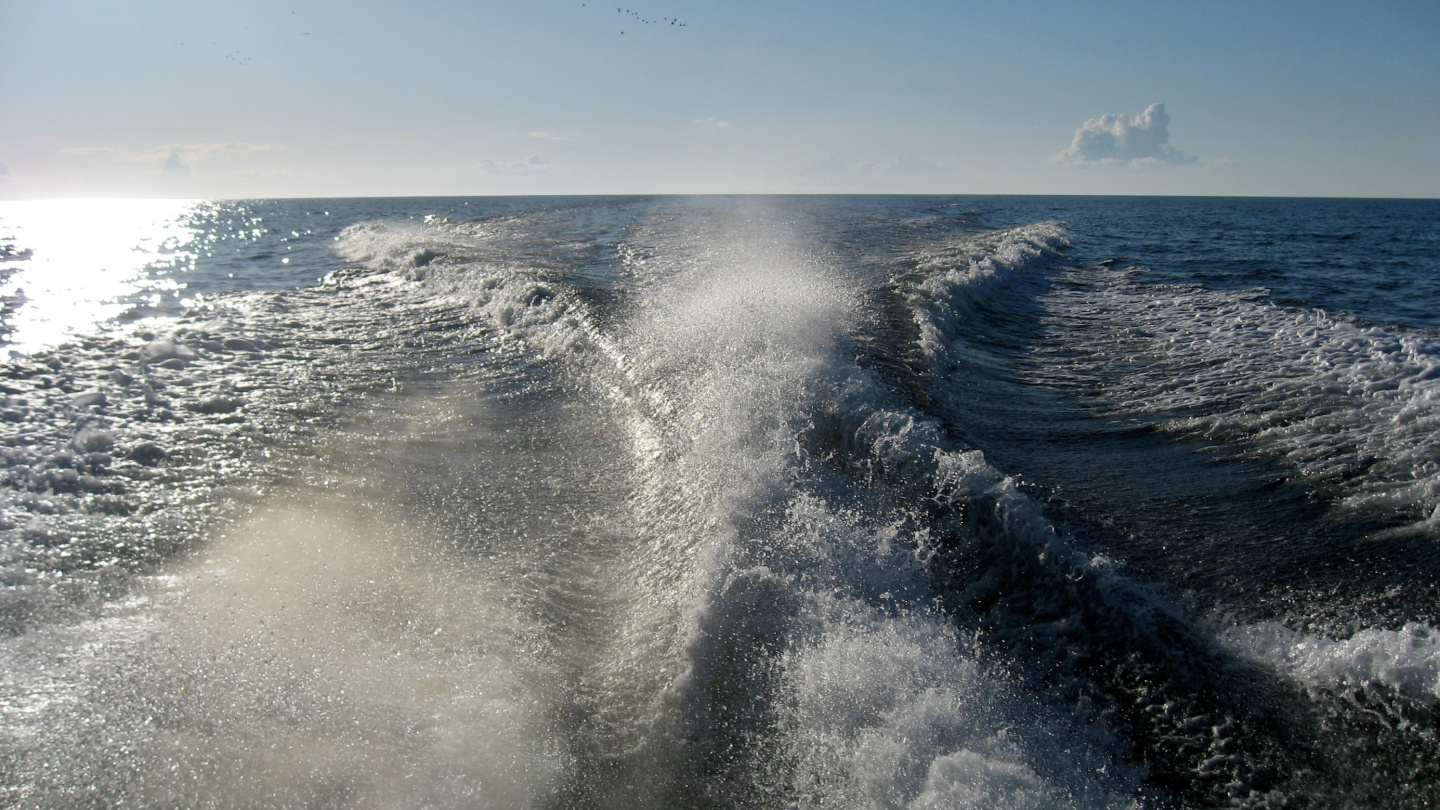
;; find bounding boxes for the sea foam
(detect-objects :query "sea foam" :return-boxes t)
[1227,621,1440,699]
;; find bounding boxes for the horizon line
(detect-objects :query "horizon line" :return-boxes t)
[4,192,1438,203]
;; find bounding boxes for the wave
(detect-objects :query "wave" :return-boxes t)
[5,199,1437,808]
[903,221,1071,365]
[1228,621,1440,700]
[325,207,1151,805]
[329,207,1440,807]
[1035,265,1440,530]
[892,215,1440,533]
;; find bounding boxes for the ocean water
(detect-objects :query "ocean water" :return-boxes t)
[0,195,1437,808]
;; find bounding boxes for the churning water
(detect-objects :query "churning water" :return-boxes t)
[1,195,1438,808]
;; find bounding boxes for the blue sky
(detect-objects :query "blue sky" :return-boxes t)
[2,0,1436,198]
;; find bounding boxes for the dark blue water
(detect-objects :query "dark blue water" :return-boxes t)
[969,196,1440,331]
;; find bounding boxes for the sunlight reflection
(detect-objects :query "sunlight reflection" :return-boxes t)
[0,199,202,356]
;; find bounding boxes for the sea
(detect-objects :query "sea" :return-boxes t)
[0,195,1437,808]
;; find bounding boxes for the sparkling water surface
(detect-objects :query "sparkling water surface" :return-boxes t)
[1,195,1437,808]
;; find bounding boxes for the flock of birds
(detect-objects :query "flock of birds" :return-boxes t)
[188,6,683,59]
[583,4,687,35]
[615,7,686,28]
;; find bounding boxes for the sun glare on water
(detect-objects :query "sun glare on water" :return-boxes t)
[0,198,203,356]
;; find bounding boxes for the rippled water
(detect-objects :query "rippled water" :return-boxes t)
[0,195,1437,808]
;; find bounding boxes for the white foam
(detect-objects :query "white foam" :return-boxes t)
[1026,267,1440,526]
[0,492,572,807]
[777,600,1139,810]
[579,208,1141,807]
[912,749,1053,810]
[908,222,1070,363]
[1226,621,1440,699]
[903,225,1440,528]
[334,218,592,359]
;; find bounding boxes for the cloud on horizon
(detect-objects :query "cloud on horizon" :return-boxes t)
[471,153,550,174]
[799,155,944,182]
[163,150,190,177]
[60,142,284,165]
[1053,103,1196,168]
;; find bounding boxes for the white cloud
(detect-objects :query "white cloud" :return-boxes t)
[60,142,283,164]
[174,142,283,160]
[527,131,570,141]
[692,117,731,129]
[472,153,551,174]
[881,156,943,177]
[162,150,190,177]
[799,156,943,181]
[798,157,850,180]
[58,146,130,160]
[1053,103,1196,168]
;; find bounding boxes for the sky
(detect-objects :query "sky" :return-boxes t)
[1,0,1437,199]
